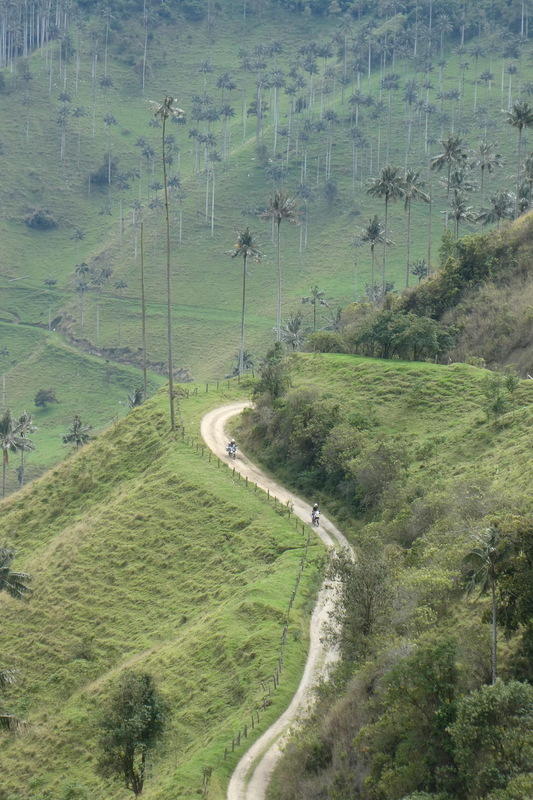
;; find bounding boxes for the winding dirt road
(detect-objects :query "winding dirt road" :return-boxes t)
[201,403,353,800]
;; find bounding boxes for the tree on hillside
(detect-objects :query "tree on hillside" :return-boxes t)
[0,410,32,498]
[260,191,299,342]
[449,680,533,800]
[1,547,31,731]
[15,411,35,488]
[431,135,468,199]
[477,191,514,229]
[357,215,392,294]
[449,190,475,238]
[34,389,58,408]
[367,166,404,294]
[280,312,305,351]
[472,140,503,204]
[302,285,328,333]
[227,227,263,376]
[463,527,513,684]
[411,259,429,283]
[62,415,92,451]
[505,100,533,217]
[152,96,185,431]
[403,169,430,287]
[97,671,166,797]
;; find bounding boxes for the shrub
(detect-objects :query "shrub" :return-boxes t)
[34,388,58,407]
[25,209,57,230]
[306,331,345,353]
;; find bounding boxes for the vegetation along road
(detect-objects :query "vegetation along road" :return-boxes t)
[201,402,352,800]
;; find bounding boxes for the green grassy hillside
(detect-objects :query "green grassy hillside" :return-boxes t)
[1,0,531,382]
[0,321,164,492]
[0,385,321,799]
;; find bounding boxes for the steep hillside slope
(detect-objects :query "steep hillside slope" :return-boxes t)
[0,386,321,799]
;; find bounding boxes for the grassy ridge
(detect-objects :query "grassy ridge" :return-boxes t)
[0,321,164,491]
[290,353,533,502]
[0,385,322,799]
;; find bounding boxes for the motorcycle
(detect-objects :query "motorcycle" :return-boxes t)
[226,442,237,458]
[311,510,320,527]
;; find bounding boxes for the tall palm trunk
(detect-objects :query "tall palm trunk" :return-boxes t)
[276,219,281,341]
[427,166,433,271]
[140,222,148,400]
[516,128,522,218]
[491,581,497,684]
[382,196,389,294]
[2,453,7,498]
[162,114,175,430]
[239,253,247,376]
[406,200,411,288]
[371,245,375,290]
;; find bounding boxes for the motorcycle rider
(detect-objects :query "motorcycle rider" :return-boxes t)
[312,503,320,525]
[226,438,237,457]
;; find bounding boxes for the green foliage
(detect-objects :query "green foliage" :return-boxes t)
[354,310,456,361]
[449,680,533,800]
[24,208,57,230]
[359,638,459,800]
[306,331,346,353]
[328,545,392,660]
[97,671,166,796]
[253,343,290,401]
[34,388,58,408]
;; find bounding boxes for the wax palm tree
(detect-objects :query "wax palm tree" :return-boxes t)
[0,547,31,730]
[403,169,429,288]
[477,192,514,229]
[260,191,299,341]
[280,312,305,351]
[0,548,31,600]
[63,415,92,450]
[0,410,30,498]
[463,527,513,684]
[411,258,429,283]
[227,228,263,376]
[15,411,35,488]
[431,134,468,198]
[473,141,503,203]
[506,100,533,217]
[367,166,404,293]
[152,96,185,430]
[357,215,392,294]
[301,286,328,333]
[449,190,475,238]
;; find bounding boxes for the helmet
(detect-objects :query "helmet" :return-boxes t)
[230,439,235,444]
[313,503,319,510]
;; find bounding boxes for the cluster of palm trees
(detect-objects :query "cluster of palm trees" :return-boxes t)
[365,165,430,293]
[359,100,533,297]
[228,190,300,376]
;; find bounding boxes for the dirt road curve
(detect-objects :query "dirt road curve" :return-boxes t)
[200,402,353,800]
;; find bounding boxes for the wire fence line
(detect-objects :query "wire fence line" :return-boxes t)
[176,421,315,798]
